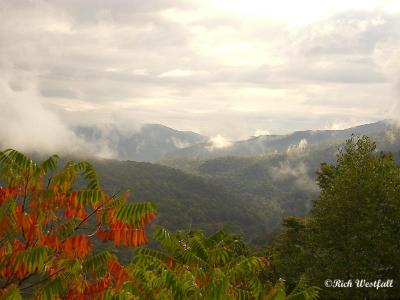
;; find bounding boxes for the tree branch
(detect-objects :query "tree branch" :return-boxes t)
[73,191,120,232]
[19,268,65,291]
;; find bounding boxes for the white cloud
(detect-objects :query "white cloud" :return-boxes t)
[206,135,232,150]
[270,160,317,192]
[212,0,395,26]
[287,139,309,154]
[131,69,148,75]
[254,129,270,136]
[171,137,192,149]
[0,76,83,154]
[0,0,399,147]
[158,69,196,77]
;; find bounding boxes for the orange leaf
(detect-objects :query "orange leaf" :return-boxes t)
[113,230,121,246]
[121,228,127,247]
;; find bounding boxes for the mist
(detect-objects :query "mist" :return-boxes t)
[0,71,119,158]
[0,75,83,154]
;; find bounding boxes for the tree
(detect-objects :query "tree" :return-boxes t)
[306,136,400,299]
[132,226,319,299]
[0,149,156,299]
[0,149,319,299]
[270,217,308,292]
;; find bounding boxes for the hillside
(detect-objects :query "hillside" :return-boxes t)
[3,120,399,244]
[69,121,400,244]
[161,124,400,243]
[163,120,393,160]
[73,120,396,163]
[85,158,267,239]
[74,123,208,161]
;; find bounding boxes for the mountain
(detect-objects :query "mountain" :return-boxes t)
[159,122,400,244]
[74,124,208,162]
[162,120,395,161]
[3,120,400,246]
[74,120,397,163]
[73,120,400,245]
[84,158,267,239]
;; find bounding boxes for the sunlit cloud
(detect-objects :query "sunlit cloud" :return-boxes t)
[158,69,197,77]
[206,134,232,150]
[254,129,270,137]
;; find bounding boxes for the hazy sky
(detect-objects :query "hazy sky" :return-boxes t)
[1,0,400,150]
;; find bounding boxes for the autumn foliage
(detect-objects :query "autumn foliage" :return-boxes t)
[0,149,319,300]
[0,150,156,299]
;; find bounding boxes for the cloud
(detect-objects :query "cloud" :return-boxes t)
[324,120,361,130]
[270,160,318,192]
[0,0,399,146]
[372,35,400,121]
[158,69,198,78]
[0,74,84,154]
[206,135,232,151]
[287,139,309,154]
[171,137,192,149]
[254,129,270,136]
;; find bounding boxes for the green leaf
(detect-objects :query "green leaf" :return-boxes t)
[116,202,156,226]
[75,161,101,190]
[0,285,23,300]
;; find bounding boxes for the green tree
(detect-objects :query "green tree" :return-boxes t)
[270,217,308,292]
[306,136,400,299]
[132,226,319,299]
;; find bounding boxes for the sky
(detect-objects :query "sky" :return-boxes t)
[1,0,400,152]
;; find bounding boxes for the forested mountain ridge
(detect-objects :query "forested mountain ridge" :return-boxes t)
[2,120,399,243]
[84,143,336,242]
[82,158,267,239]
[24,120,400,244]
[71,120,397,162]
[160,123,400,243]
[163,120,395,160]
[74,123,207,161]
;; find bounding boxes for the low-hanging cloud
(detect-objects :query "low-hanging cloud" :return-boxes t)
[270,160,318,193]
[171,137,192,149]
[254,129,270,137]
[206,135,232,151]
[286,139,309,154]
[0,76,85,154]
[0,68,116,157]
